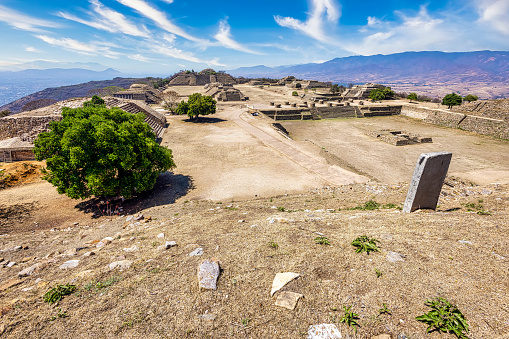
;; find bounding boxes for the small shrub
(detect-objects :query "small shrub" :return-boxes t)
[241,318,250,327]
[315,236,330,245]
[292,91,298,96]
[416,297,469,338]
[339,306,360,333]
[44,284,77,304]
[379,303,391,315]
[351,235,380,254]
[268,241,279,250]
[277,206,285,212]
[350,199,380,210]
[375,269,383,278]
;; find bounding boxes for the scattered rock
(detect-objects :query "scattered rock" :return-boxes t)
[189,248,204,256]
[13,246,22,251]
[123,245,138,252]
[238,219,245,223]
[458,240,472,245]
[126,215,134,222]
[6,262,16,267]
[18,263,45,277]
[109,260,133,271]
[82,251,95,257]
[198,259,220,290]
[157,233,165,239]
[134,214,144,221]
[271,272,300,296]
[493,252,506,260]
[267,217,290,224]
[386,251,406,263]
[59,260,79,269]
[165,241,177,249]
[63,248,77,256]
[275,291,303,310]
[0,279,23,291]
[372,335,391,339]
[21,256,36,263]
[307,324,342,339]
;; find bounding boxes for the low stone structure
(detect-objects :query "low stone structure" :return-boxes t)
[286,80,331,89]
[367,130,432,146]
[342,83,384,100]
[0,137,35,162]
[204,83,247,102]
[167,69,236,86]
[277,76,297,86]
[113,84,162,104]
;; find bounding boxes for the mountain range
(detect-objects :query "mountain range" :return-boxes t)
[230,50,509,99]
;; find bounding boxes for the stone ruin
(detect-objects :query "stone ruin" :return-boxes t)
[277,76,297,86]
[342,83,385,100]
[113,84,162,104]
[204,83,248,102]
[286,80,331,89]
[366,129,432,146]
[167,69,237,86]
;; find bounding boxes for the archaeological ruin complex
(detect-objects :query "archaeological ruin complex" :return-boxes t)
[167,69,236,86]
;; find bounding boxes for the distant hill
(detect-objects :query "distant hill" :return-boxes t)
[0,77,155,114]
[0,68,123,107]
[230,51,509,99]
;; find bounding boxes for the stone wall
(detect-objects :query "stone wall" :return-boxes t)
[401,106,509,140]
[0,116,62,141]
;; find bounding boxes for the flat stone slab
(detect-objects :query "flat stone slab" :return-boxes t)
[108,260,132,271]
[271,272,300,296]
[307,324,342,339]
[59,260,79,269]
[198,259,220,290]
[403,152,452,213]
[275,291,303,310]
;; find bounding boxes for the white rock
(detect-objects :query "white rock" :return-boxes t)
[189,248,204,256]
[123,245,138,252]
[271,272,300,296]
[59,260,80,269]
[198,259,220,290]
[386,251,406,263]
[165,241,177,249]
[108,260,133,271]
[6,262,16,267]
[18,263,41,277]
[307,324,342,339]
[82,251,95,257]
[157,233,165,239]
[458,240,472,245]
[275,291,303,310]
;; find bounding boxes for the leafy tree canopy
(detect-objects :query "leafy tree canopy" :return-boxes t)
[463,94,479,102]
[442,93,463,109]
[176,93,216,120]
[84,95,105,107]
[34,106,175,199]
[369,86,395,101]
[407,92,418,101]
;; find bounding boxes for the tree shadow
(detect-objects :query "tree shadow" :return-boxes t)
[74,172,194,217]
[182,117,227,124]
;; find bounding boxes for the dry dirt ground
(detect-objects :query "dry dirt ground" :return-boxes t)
[0,85,508,338]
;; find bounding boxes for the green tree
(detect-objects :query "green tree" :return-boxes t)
[442,93,463,109]
[33,106,175,199]
[463,94,478,102]
[84,95,105,107]
[407,92,418,101]
[176,93,216,121]
[369,86,394,101]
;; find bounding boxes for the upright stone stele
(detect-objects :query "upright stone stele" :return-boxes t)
[403,152,452,213]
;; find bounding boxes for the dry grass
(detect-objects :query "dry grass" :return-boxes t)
[0,182,507,338]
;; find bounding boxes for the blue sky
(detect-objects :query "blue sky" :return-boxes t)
[0,0,508,76]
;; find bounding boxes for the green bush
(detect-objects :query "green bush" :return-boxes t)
[292,91,298,96]
[34,106,175,199]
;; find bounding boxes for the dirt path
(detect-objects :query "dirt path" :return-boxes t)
[228,108,368,186]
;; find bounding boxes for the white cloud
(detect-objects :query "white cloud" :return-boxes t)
[58,0,151,38]
[35,35,120,59]
[25,46,39,53]
[214,19,261,54]
[129,54,150,62]
[0,4,59,32]
[349,6,454,55]
[477,0,509,34]
[160,0,174,3]
[147,38,224,66]
[116,0,204,42]
[274,0,341,42]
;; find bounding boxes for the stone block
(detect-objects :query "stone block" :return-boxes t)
[403,152,452,213]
